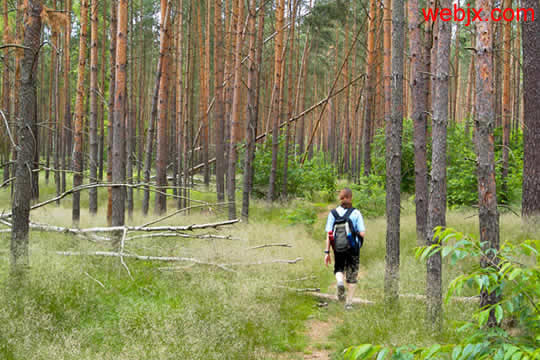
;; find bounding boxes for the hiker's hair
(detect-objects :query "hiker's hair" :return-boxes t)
[340,188,353,198]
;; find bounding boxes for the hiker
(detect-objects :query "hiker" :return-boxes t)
[324,188,365,309]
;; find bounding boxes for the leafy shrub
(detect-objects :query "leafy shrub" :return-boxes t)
[345,228,540,360]
[351,174,386,218]
[369,120,524,208]
[239,136,337,200]
[285,202,318,226]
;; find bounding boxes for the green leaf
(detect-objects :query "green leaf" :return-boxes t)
[376,348,389,360]
[495,305,503,324]
[349,344,375,360]
[508,268,521,281]
[452,345,462,360]
[442,246,453,258]
[478,309,490,327]
[425,344,441,359]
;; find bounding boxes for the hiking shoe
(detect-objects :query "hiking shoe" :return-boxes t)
[345,303,353,311]
[337,282,346,302]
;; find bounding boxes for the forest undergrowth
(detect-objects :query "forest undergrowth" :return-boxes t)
[0,179,538,360]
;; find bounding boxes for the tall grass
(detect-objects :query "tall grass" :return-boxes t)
[0,179,538,359]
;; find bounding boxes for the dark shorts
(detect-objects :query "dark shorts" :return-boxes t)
[333,247,360,284]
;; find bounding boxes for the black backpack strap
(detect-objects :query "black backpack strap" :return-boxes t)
[331,209,340,221]
[342,207,355,221]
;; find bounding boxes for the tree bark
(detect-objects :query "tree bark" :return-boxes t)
[11,0,42,271]
[267,0,285,201]
[362,0,377,176]
[384,0,403,304]
[112,0,128,229]
[155,0,171,215]
[521,0,540,219]
[89,0,99,214]
[227,0,244,219]
[282,0,298,195]
[176,0,185,210]
[408,0,429,243]
[475,0,500,327]
[72,0,89,224]
[2,0,12,184]
[242,0,264,220]
[107,0,117,225]
[213,0,226,202]
[426,0,451,332]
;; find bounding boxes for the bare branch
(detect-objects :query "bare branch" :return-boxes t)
[247,243,292,250]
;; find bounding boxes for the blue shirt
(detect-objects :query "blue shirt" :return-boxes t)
[325,206,366,233]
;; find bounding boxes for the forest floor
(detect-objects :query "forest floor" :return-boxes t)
[0,176,538,359]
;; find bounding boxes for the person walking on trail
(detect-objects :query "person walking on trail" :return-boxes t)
[324,188,366,309]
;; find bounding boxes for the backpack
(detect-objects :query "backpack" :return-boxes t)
[331,208,359,253]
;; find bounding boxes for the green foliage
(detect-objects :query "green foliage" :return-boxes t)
[285,202,318,226]
[368,120,524,208]
[240,136,337,200]
[351,174,387,218]
[345,228,540,360]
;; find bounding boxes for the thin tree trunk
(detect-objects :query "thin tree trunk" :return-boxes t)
[11,0,42,271]
[363,0,377,176]
[176,0,185,210]
[227,0,244,219]
[63,0,72,187]
[107,0,117,225]
[426,0,452,332]
[1,0,11,184]
[500,0,512,203]
[98,0,107,181]
[214,0,226,202]
[475,0,500,326]
[521,0,540,218]
[242,0,263,220]
[267,0,285,201]
[384,0,403,304]
[89,0,99,214]
[155,0,171,215]
[408,0,428,243]
[72,0,89,224]
[112,0,128,231]
[282,0,297,195]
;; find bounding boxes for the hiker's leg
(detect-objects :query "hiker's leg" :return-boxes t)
[334,252,346,301]
[345,250,360,306]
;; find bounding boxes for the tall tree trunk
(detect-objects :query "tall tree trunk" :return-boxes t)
[89,0,99,214]
[408,0,429,243]
[267,0,285,201]
[282,0,297,195]
[426,0,451,332]
[362,0,377,176]
[72,0,89,225]
[227,0,244,219]
[2,0,12,183]
[112,0,128,230]
[500,0,512,203]
[126,0,135,219]
[384,0,403,303]
[214,0,226,202]
[176,0,185,209]
[383,0,392,140]
[475,0,500,326]
[242,0,263,220]
[521,0,540,219]
[464,37,475,138]
[155,0,171,215]
[11,0,42,271]
[198,2,210,188]
[98,0,107,181]
[63,0,72,187]
[107,0,117,225]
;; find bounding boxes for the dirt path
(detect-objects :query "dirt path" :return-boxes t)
[302,316,340,359]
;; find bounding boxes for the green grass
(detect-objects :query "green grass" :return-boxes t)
[0,177,538,359]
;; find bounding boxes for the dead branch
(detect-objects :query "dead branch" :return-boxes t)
[307,292,375,305]
[17,219,239,234]
[83,271,106,289]
[281,275,317,283]
[0,44,30,50]
[0,182,211,219]
[56,250,235,272]
[126,232,242,241]
[119,228,133,280]
[274,286,321,293]
[399,293,480,303]
[140,202,231,228]
[228,257,303,266]
[0,110,17,150]
[247,243,292,250]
